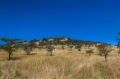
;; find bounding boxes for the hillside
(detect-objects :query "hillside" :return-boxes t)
[0,37,119,79]
[14,36,112,48]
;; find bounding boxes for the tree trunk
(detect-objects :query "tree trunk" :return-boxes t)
[78,49,80,51]
[105,54,107,61]
[50,51,52,56]
[8,52,11,60]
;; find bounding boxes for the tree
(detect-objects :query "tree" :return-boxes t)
[75,44,82,51]
[69,45,73,51]
[117,49,120,55]
[117,32,120,54]
[23,41,37,55]
[0,45,1,50]
[61,45,65,50]
[61,42,65,50]
[97,43,112,61]
[24,46,31,55]
[86,49,94,56]
[0,37,21,60]
[46,45,55,56]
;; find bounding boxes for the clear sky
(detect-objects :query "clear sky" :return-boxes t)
[0,0,120,45]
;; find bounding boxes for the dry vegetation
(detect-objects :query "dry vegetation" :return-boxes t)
[0,46,120,79]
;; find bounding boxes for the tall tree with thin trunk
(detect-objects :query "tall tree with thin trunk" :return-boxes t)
[0,37,21,60]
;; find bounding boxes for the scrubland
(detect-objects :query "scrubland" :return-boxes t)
[0,46,120,79]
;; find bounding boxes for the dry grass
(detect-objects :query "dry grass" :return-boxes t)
[0,46,120,79]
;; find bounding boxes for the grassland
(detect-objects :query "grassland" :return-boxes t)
[0,46,120,79]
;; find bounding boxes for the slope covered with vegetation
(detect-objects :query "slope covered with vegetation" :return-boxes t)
[0,36,119,79]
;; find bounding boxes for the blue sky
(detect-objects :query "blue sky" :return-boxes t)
[0,0,120,45]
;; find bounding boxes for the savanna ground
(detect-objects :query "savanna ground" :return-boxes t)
[0,46,120,79]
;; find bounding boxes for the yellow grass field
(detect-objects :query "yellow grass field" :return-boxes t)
[0,46,120,79]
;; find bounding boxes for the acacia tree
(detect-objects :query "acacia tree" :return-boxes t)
[46,45,55,56]
[0,46,1,50]
[24,46,31,55]
[0,37,21,60]
[24,41,37,55]
[61,42,65,50]
[75,44,82,51]
[69,45,73,51]
[97,43,112,61]
[117,32,120,54]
